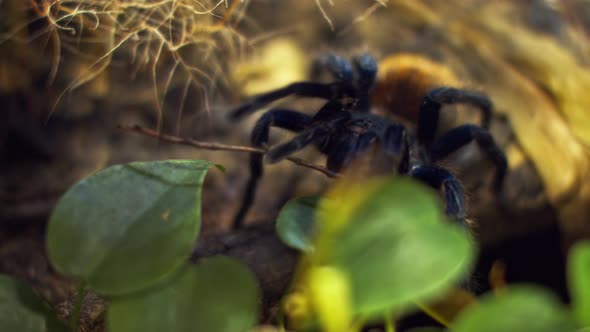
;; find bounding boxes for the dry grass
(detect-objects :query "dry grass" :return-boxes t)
[16,0,249,127]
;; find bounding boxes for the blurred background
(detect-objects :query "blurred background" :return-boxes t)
[2,0,590,330]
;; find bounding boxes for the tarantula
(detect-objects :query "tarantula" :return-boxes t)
[229,53,507,228]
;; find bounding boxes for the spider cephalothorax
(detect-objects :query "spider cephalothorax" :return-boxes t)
[229,53,507,229]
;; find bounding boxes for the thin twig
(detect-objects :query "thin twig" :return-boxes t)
[118,125,340,178]
[217,0,241,27]
[283,155,338,178]
[69,281,87,331]
[120,124,263,152]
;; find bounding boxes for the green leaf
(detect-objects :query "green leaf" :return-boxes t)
[453,286,576,332]
[276,196,320,253]
[321,177,475,317]
[108,257,260,332]
[47,160,214,295]
[568,241,590,327]
[214,163,226,173]
[0,275,68,332]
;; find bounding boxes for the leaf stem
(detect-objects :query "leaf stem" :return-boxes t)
[69,281,86,331]
[385,314,396,332]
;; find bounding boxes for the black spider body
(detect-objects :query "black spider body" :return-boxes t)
[230,53,507,228]
[268,105,397,165]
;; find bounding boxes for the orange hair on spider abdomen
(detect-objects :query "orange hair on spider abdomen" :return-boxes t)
[372,54,458,122]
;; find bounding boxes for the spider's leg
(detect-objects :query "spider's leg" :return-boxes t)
[417,87,493,145]
[233,109,312,229]
[230,82,345,120]
[398,140,411,174]
[381,123,410,174]
[381,123,406,155]
[352,53,378,91]
[311,54,354,83]
[356,131,378,151]
[409,165,467,225]
[326,131,377,172]
[265,126,330,164]
[429,124,507,192]
[307,100,356,129]
[351,53,378,112]
[325,130,356,172]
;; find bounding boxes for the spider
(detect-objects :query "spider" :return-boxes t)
[229,53,507,229]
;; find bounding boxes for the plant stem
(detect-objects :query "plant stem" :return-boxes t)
[385,314,396,332]
[119,124,340,178]
[277,305,286,332]
[69,282,86,331]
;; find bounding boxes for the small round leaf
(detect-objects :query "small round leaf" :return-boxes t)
[108,257,260,332]
[47,160,214,295]
[0,275,68,332]
[276,196,320,253]
[453,286,576,332]
[321,177,475,317]
[568,241,590,327]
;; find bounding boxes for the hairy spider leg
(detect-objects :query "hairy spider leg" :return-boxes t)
[266,126,331,163]
[381,123,406,155]
[231,54,377,121]
[325,131,378,172]
[308,99,350,123]
[351,53,379,113]
[263,100,352,164]
[381,123,410,173]
[429,124,507,192]
[230,82,343,120]
[417,87,493,146]
[233,109,313,228]
[311,54,354,83]
[409,165,467,224]
[352,53,378,92]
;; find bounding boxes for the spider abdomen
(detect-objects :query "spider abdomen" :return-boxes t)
[372,54,458,123]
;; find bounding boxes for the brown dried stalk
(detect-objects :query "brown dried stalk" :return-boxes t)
[118,124,340,178]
